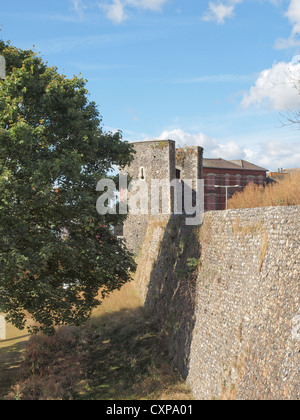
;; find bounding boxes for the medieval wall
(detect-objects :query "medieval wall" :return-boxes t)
[175,146,203,182]
[175,146,204,212]
[133,205,300,400]
[123,140,176,254]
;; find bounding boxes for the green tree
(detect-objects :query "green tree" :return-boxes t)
[0,41,136,334]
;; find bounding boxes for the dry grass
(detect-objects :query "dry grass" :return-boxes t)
[228,174,300,209]
[218,384,237,401]
[92,281,143,317]
[3,283,193,401]
[0,318,31,350]
[0,316,32,399]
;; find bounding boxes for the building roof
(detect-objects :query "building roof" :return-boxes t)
[203,158,267,172]
[230,160,268,172]
[203,158,242,170]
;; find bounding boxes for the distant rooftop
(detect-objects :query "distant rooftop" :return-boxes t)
[203,158,241,170]
[230,159,268,171]
[203,158,268,172]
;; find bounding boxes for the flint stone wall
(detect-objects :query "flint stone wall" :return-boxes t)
[188,205,299,400]
[134,206,300,400]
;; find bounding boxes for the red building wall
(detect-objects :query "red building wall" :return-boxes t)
[203,167,267,211]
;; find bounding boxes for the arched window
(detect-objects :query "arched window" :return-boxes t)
[236,174,242,186]
[258,175,264,185]
[207,173,216,190]
[225,174,230,186]
[246,175,255,185]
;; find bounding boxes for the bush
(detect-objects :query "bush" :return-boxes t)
[228,173,300,209]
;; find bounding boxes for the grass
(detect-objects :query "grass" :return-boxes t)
[1,283,193,401]
[228,173,300,209]
[0,319,31,399]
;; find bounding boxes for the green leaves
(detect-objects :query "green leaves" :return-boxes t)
[0,41,136,335]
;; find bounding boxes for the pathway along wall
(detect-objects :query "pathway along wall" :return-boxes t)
[133,206,300,400]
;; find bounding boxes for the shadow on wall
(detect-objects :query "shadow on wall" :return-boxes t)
[144,214,201,379]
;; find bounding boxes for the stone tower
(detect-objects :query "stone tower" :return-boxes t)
[122,140,175,253]
[122,139,203,253]
[175,146,204,211]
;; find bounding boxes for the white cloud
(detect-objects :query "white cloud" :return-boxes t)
[212,141,243,159]
[284,0,300,34]
[157,128,218,150]
[244,141,300,170]
[153,128,300,171]
[155,128,244,160]
[70,0,87,19]
[100,0,128,24]
[203,0,243,25]
[99,0,168,23]
[275,0,300,49]
[241,60,300,110]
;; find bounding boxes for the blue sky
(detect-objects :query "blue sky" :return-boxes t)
[1,0,300,171]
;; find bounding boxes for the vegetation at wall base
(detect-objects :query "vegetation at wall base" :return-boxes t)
[2,284,193,401]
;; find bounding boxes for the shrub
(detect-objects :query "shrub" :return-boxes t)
[228,173,300,209]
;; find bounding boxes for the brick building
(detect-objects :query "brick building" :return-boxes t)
[268,168,300,182]
[203,158,268,211]
[119,141,269,252]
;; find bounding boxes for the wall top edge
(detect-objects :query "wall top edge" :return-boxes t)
[130,139,176,145]
[205,205,300,216]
